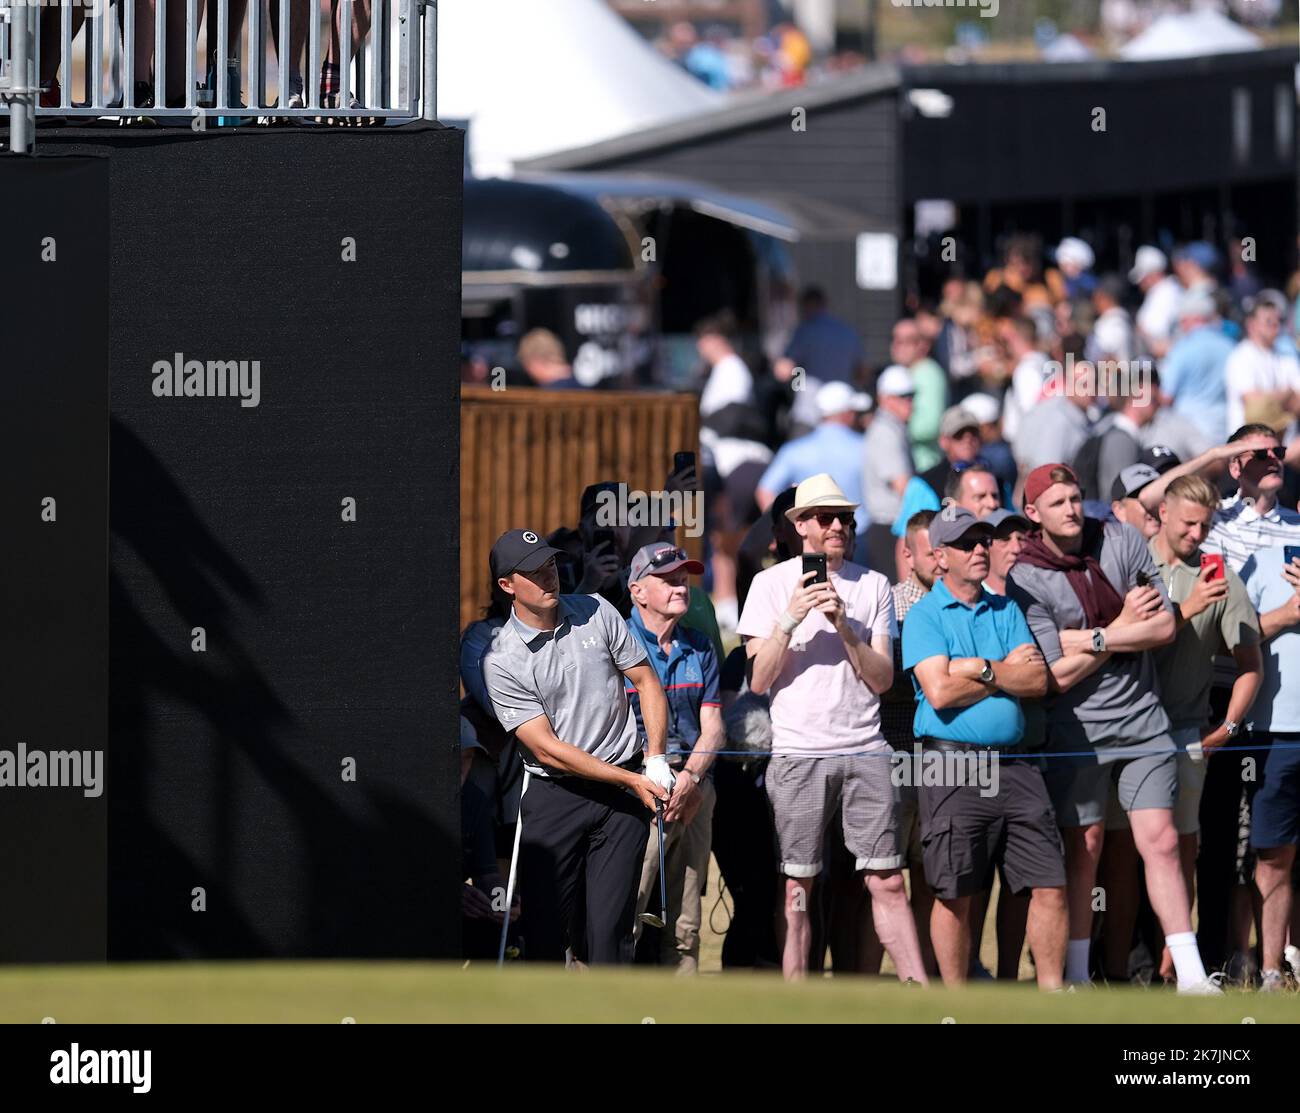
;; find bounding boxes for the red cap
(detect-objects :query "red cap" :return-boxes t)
[1024,463,1079,507]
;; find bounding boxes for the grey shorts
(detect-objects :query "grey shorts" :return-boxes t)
[764,752,902,877]
[1044,734,1178,828]
[1104,727,1205,836]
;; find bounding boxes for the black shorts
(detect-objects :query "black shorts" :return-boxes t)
[918,752,1066,901]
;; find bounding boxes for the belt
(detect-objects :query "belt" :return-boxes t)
[920,736,1030,757]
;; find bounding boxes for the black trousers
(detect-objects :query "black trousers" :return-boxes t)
[519,773,650,965]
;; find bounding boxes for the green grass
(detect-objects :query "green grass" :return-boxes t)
[0,962,1289,1024]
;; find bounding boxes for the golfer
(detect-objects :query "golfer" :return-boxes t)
[482,528,676,964]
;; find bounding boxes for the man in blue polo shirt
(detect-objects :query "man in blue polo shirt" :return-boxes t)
[625,542,724,973]
[902,507,1067,987]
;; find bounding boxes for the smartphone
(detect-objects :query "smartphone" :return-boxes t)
[590,527,617,555]
[1200,553,1225,582]
[1135,570,1151,588]
[802,553,828,585]
[673,451,697,479]
[1285,546,1300,570]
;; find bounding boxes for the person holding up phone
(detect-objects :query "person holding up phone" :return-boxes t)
[736,474,928,983]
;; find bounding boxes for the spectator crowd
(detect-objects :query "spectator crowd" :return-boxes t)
[458,232,1300,992]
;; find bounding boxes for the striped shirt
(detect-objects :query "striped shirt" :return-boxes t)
[1203,492,1300,573]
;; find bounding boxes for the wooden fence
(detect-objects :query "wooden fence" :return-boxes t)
[460,386,701,630]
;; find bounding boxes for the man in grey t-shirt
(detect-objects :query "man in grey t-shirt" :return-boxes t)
[1006,464,1219,993]
[862,365,915,575]
[482,528,675,965]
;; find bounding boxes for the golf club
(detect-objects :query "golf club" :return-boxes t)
[497,769,530,966]
[637,798,668,930]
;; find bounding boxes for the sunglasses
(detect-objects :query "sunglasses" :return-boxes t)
[647,546,688,569]
[946,535,991,553]
[1241,447,1285,462]
[803,511,855,528]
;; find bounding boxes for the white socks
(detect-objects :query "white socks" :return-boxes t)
[1166,931,1207,988]
[1066,938,1091,982]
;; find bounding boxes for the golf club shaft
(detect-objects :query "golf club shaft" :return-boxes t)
[656,799,667,923]
[497,769,530,967]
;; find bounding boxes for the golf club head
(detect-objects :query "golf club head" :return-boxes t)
[638,912,666,930]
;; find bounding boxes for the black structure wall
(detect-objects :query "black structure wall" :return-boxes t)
[0,159,111,963]
[2,122,463,961]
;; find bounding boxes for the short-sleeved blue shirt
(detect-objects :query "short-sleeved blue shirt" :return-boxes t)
[902,579,1035,745]
[624,607,720,759]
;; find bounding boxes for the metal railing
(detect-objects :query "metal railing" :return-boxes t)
[1,0,437,149]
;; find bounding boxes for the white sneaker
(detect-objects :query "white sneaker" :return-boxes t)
[1178,972,1227,996]
[1285,944,1300,982]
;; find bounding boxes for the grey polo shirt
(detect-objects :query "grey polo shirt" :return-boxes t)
[1006,520,1173,753]
[482,594,649,778]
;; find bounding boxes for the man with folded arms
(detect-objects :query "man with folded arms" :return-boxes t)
[738,474,927,982]
[1006,464,1221,993]
[903,506,1066,987]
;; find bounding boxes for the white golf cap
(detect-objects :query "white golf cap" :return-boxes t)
[816,380,871,418]
[962,392,1001,426]
[1056,237,1095,271]
[876,365,916,398]
[1128,245,1167,284]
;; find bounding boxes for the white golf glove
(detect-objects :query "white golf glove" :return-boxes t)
[645,754,676,797]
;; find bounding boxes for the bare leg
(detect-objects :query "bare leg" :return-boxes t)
[39,7,87,89]
[1062,822,1105,947]
[1159,833,1199,981]
[781,877,812,981]
[968,887,991,974]
[930,894,971,986]
[1256,845,1296,972]
[865,869,928,983]
[909,865,937,977]
[1129,808,1193,937]
[1026,885,1068,989]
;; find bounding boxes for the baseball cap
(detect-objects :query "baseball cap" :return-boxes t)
[1174,241,1218,271]
[980,508,1031,534]
[1110,463,1161,503]
[962,392,1001,427]
[876,365,916,398]
[629,543,704,583]
[1024,463,1079,506]
[939,406,981,440]
[815,380,872,418]
[1177,289,1217,321]
[1128,246,1167,284]
[1056,237,1095,271]
[1140,444,1181,474]
[929,506,994,549]
[489,528,564,580]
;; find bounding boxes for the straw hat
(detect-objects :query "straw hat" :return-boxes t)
[785,473,860,523]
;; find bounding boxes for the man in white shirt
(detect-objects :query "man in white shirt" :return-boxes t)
[1224,296,1300,441]
[1130,246,1183,359]
[1000,316,1049,444]
[1088,275,1136,366]
[696,314,755,419]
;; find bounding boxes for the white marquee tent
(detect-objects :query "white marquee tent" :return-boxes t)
[1119,9,1262,61]
[437,0,723,178]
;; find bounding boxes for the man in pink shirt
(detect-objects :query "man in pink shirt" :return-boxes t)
[737,474,928,982]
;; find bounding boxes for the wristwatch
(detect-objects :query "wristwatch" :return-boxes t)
[1091,627,1106,654]
[1222,720,1241,739]
[977,659,994,684]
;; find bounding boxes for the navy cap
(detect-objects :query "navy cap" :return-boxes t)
[929,505,994,548]
[490,528,564,580]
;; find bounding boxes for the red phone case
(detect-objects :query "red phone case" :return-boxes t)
[1200,554,1224,581]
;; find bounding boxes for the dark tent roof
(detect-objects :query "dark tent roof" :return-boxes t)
[463,178,634,276]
